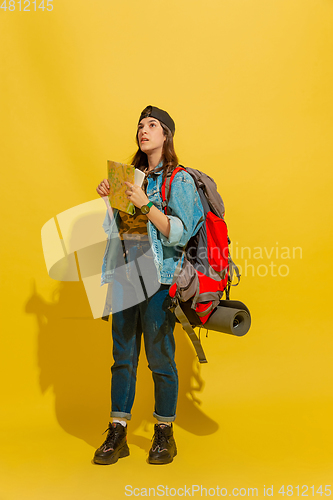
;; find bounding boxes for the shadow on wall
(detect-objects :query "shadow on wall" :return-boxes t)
[25,280,219,451]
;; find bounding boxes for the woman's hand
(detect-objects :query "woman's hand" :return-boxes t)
[96,179,110,197]
[125,181,170,238]
[124,181,149,209]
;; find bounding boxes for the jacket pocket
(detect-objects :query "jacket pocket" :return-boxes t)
[147,188,162,209]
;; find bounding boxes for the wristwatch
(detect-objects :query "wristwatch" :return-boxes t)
[140,201,153,214]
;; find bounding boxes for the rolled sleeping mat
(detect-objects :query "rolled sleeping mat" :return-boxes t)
[204,300,251,337]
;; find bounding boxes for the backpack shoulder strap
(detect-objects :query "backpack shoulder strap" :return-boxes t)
[174,304,208,363]
[161,165,186,215]
[186,167,225,219]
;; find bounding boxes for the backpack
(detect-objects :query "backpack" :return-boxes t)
[161,165,241,363]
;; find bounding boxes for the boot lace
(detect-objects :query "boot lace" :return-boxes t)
[100,423,117,450]
[151,425,168,452]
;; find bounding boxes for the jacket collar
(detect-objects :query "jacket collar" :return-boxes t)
[147,160,164,176]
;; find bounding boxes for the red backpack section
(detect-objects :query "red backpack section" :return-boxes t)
[161,165,240,363]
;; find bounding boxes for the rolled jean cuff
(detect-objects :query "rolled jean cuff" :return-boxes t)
[153,411,176,423]
[110,411,131,421]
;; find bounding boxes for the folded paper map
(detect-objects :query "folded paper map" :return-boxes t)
[107,160,136,215]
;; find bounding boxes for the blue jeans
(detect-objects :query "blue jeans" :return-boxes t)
[110,242,178,422]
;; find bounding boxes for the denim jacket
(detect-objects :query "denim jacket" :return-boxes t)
[101,162,204,286]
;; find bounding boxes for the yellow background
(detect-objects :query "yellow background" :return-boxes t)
[1,0,333,498]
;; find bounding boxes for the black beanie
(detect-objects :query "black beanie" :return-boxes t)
[138,105,175,136]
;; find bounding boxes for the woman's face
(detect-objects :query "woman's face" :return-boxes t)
[137,117,166,156]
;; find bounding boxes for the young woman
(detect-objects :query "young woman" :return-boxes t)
[95,105,204,465]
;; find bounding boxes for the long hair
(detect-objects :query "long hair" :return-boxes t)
[131,109,179,186]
